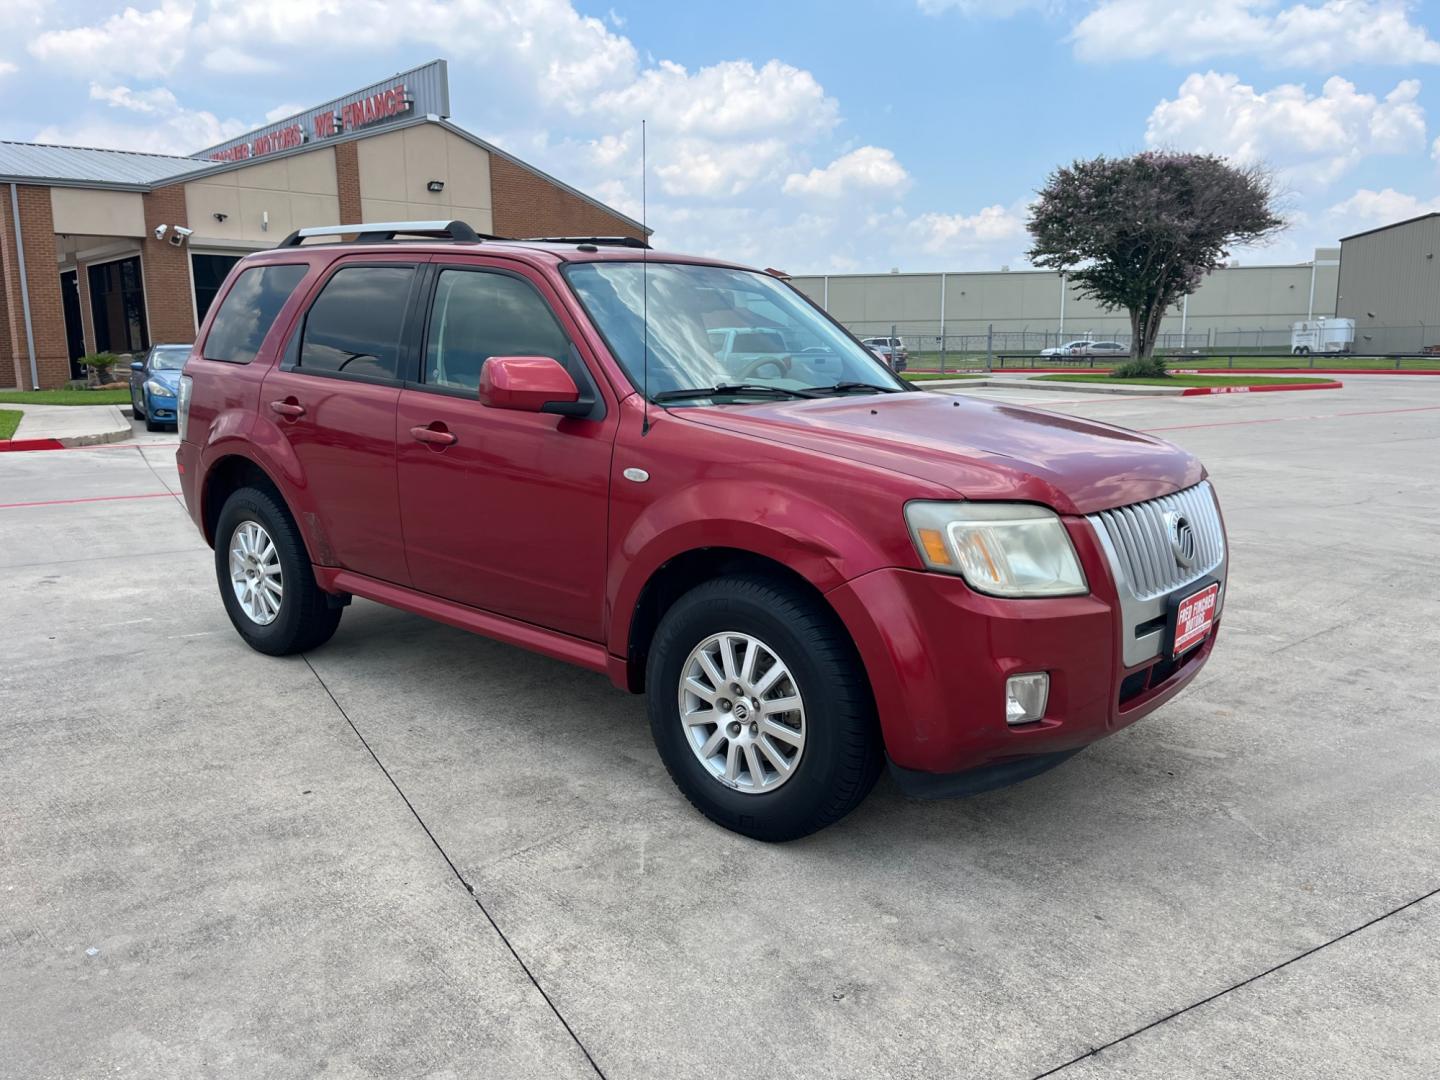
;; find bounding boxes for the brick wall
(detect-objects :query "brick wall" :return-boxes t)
[140,184,197,347]
[489,155,646,242]
[0,185,69,389]
[334,140,362,225]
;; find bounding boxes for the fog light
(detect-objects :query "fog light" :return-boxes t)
[1005,673,1049,725]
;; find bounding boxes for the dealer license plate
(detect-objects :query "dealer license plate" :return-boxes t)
[1172,583,1219,658]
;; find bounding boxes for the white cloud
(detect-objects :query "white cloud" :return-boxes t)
[264,103,309,123]
[37,82,248,155]
[908,204,1029,256]
[1073,0,1440,68]
[783,147,911,199]
[28,1,194,79]
[1327,187,1440,224]
[0,60,16,77]
[203,45,277,74]
[1432,136,1440,162]
[1146,72,1426,185]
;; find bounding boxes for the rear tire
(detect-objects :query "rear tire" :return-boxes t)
[215,486,341,655]
[145,416,161,432]
[646,574,882,841]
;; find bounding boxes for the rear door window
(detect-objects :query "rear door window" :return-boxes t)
[299,265,416,381]
[203,263,307,364]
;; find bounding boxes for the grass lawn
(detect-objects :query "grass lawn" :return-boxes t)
[0,389,132,406]
[1036,374,1335,388]
[902,372,983,381]
[0,409,22,439]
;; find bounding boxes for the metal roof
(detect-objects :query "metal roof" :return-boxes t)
[1339,211,1440,243]
[0,141,212,190]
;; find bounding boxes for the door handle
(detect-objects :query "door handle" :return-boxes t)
[270,400,306,418]
[410,424,457,447]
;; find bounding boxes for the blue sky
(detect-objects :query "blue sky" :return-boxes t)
[2,0,1438,273]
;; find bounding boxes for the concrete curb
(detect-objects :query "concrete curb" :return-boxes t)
[2,404,133,451]
[1178,380,1344,396]
[916,378,1345,397]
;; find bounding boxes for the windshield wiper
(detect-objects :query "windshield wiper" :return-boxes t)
[652,383,822,402]
[810,381,902,395]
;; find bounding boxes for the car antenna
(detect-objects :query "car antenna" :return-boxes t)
[641,119,651,436]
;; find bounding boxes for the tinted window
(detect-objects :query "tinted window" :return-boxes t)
[300,266,415,380]
[204,264,306,364]
[425,270,569,391]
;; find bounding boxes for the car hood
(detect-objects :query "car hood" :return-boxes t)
[674,390,1204,515]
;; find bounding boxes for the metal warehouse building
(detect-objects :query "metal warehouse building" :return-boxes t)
[790,251,1341,354]
[1335,213,1440,354]
[0,60,645,390]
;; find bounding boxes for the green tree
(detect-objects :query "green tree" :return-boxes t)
[1028,152,1284,358]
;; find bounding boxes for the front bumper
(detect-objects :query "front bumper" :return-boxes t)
[145,391,177,422]
[826,522,1223,781]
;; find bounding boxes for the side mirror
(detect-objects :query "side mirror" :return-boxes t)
[130,361,145,371]
[478,356,586,416]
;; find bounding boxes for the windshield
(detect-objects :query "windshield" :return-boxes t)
[149,346,190,370]
[564,262,904,399]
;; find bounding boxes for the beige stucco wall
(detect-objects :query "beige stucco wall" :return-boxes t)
[184,146,340,246]
[50,187,146,237]
[356,125,493,231]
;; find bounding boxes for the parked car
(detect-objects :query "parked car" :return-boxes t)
[1040,340,1129,358]
[175,222,1228,842]
[861,336,908,372]
[129,343,192,430]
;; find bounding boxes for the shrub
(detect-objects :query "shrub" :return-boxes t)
[1111,355,1168,379]
[80,352,120,383]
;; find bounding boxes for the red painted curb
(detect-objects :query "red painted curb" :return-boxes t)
[1179,381,1344,396]
[0,438,66,452]
[912,367,1440,376]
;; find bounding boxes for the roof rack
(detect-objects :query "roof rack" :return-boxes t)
[277,220,496,247]
[521,235,651,250]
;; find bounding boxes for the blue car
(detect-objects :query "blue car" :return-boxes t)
[129,344,191,431]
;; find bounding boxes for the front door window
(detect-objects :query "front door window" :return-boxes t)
[88,256,149,355]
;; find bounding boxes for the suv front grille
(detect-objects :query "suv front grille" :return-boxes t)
[1086,481,1227,667]
[1088,482,1224,601]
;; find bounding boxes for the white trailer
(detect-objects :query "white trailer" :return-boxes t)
[1291,318,1355,355]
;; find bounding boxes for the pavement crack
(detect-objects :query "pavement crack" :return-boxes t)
[1028,886,1440,1079]
[301,655,608,1080]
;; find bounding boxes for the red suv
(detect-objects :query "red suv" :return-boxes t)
[175,221,1227,841]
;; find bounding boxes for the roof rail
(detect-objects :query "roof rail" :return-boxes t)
[521,235,651,250]
[277,220,492,247]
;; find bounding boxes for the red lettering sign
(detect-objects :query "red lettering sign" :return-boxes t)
[212,82,411,163]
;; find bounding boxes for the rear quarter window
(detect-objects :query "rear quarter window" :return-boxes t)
[203,264,308,364]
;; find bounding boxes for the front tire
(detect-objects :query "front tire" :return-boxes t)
[646,574,882,841]
[214,486,341,656]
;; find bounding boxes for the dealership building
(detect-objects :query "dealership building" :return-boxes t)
[0,60,646,390]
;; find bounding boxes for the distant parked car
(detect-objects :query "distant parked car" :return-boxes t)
[129,343,191,431]
[861,336,909,372]
[1040,340,1128,358]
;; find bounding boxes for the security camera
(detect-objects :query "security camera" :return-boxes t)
[153,223,168,240]
[169,225,193,247]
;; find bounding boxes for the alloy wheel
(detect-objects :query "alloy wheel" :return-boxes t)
[678,631,806,794]
[228,520,283,626]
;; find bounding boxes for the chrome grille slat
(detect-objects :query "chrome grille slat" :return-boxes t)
[1088,481,1225,602]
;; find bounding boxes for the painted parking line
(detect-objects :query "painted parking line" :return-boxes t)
[0,491,178,511]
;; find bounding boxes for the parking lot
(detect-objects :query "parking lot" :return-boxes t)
[3,376,1438,1079]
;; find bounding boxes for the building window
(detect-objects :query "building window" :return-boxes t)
[192,253,243,324]
[88,256,148,355]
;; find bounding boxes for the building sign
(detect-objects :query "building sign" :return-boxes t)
[198,59,449,165]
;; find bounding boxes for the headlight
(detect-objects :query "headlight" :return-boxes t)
[145,379,176,398]
[904,501,1088,597]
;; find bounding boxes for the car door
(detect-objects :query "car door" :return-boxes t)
[130,348,151,410]
[261,257,426,586]
[395,260,616,641]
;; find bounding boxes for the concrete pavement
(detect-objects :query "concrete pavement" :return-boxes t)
[5,402,133,446]
[2,390,1438,1078]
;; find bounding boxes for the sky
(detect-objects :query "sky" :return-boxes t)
[1,0,1438,274]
